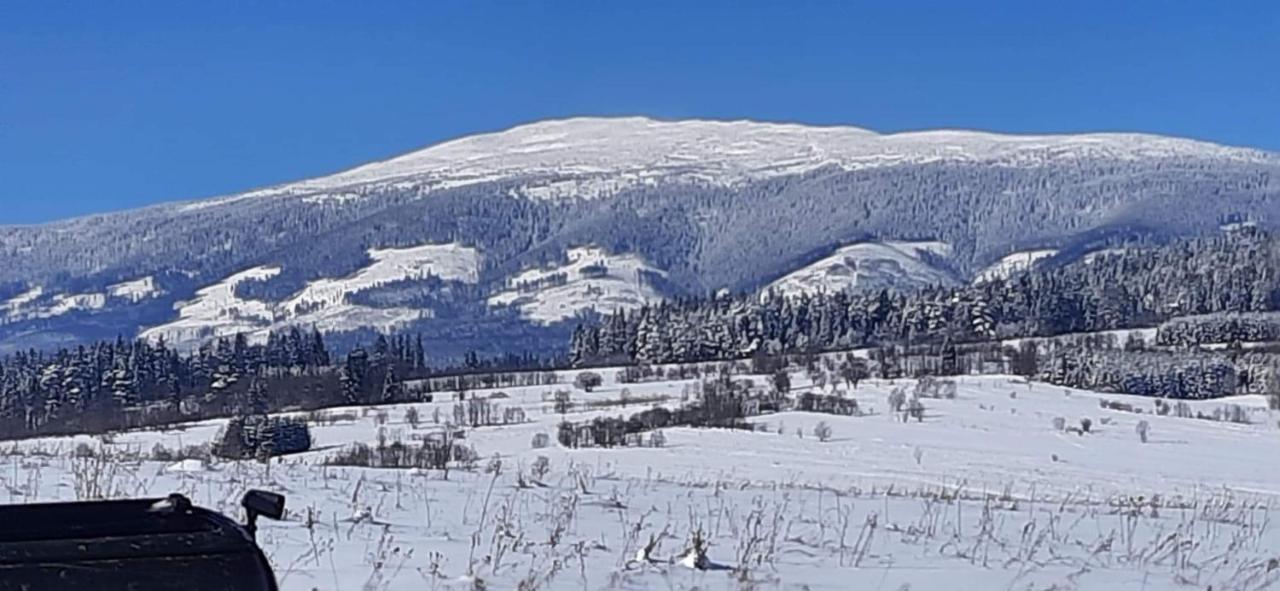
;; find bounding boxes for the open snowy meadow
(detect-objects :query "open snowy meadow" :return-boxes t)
[2,366,1278,590]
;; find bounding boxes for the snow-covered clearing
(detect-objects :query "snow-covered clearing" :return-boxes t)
[1,278,162,323]
[3,369,1278,590]
[488,246,664,324]
[142,243,480,347]
[973,249,1058,283]
[108,276,163,302]
[768,241,957,296]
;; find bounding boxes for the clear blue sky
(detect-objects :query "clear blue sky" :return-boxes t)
[2,1,1277,224]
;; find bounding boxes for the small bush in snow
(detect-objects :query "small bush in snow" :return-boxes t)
[1136,420,1150,443]
[1052,417,1066,431]
[553,390,573,415]
[907,399,926,422]
[404,407,421,429]
[1224,404,1250,424]
[574,371,603,393]
[531,455,550,481]
[649,430,667,448]
[151,442,174,462]
[1080,418,1093,433]
[484,453,503,475]
[887,388,907,413]
[813,421,832,442]
[531,432,550,449]
[915,376,937,399]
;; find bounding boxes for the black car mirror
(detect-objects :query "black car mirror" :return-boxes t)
[241,490,285,540]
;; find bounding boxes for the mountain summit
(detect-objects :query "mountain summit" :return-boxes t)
[204,116,1275,207]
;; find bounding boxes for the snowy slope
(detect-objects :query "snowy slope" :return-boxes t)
[488,246,664,323]
[973,248,1058,283]
[1,279,163,323]
[142,242,480,346]
[108,276,162,302]
[5,371,1280,590]
[767,241,958,296]
[185,116,1279,209]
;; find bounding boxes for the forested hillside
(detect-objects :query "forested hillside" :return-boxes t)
[570,227,1280,365]
[2,117,1278,357]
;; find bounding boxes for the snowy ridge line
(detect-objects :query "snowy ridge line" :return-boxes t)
[180,116,1279,210]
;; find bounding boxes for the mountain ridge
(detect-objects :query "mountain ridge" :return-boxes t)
[175,116,1279,212]
[2,116,1279,357]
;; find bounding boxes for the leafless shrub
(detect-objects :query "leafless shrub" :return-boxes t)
[404,407,421,429]
[531,432,551,449]
[1136,420,1150,443]
[907,399,926,422]
[813,421,832,442]
[71,445,124,501]
[887,388,908,413]
[531,456,551,481]
[553,390,573,415]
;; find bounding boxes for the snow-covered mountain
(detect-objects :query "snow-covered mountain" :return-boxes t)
[2,116,1278,356]
[193,116,1277,208]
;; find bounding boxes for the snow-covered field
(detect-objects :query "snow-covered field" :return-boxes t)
[488,246,664,324]
[973,249,1058,284]
[768,241,958,296]
[3,368,1279,590]
[0,277,163,323]
[142,242,480,347]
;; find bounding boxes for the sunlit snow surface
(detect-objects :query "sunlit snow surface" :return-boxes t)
[973,249,1059,284]
[6,369,1279,590]
[141,243,480,347]
[488,246,664,324]
[768,241,957,296]
[181,116,1279,210]
[1,277,163,322]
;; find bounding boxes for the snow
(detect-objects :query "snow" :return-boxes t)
[768,240,957,296]
[488,246,664,324]
[3,369,1279,590]
[164,458,209,473]
[1,286,110,322]
[1,286,43,312]
[973,248,1058,283]
[142,243,481,348]
[108,276,162,302]
[1,278,160,323]
[140,265,281,345]
[179,116,1280,210]
[283,243,479,316]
